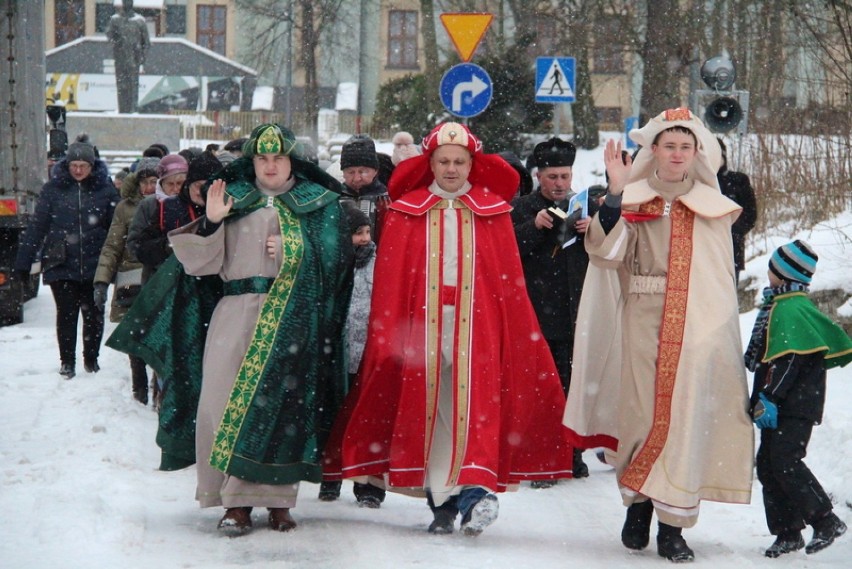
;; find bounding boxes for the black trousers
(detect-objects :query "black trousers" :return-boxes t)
[130,354,148,394]
[49,280,104,367]
[756,415,832,535]
[545,337,573,396]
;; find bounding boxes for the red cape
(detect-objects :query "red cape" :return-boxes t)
[324,184,574,491]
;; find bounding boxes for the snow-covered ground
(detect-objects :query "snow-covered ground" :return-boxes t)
[2,141,850,568]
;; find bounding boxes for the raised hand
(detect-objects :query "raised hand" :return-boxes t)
[604,139,632,196]
[205,179,233,224]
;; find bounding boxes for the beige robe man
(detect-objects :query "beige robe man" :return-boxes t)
[565,112,754,529]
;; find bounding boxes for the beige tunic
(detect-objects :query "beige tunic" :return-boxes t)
[569,175,754,527]
[169,194,299,509]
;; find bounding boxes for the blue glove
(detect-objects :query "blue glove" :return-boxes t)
[753,393,778,430]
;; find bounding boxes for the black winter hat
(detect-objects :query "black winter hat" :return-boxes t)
[532,137,576,169]
[340,135,379,170]
[185,151,223,187]
[341,200,371,234]
[134,156,161,179]
[66,141,97,165]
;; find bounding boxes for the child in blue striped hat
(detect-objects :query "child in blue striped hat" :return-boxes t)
[745,239,852,558]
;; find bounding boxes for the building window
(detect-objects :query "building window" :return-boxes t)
[95,3,115,33]
[593,17,624,74]
[595,106,623,127]
[197,5,227,55]
[388,10,418,69]
[166,5,187,35]
[55,0,86,46]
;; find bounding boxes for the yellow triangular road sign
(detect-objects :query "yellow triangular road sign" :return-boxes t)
[440,13,493,62]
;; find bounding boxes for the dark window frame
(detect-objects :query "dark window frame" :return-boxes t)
[196,4,227,55]
[55,0,86,46]
[387,10,419,69]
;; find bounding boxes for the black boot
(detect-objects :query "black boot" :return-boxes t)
[59,362,75,379]
[130,355,148,405]
[621,501,654,550]
[765,530,805,558]
[657,522,694,562]
[806,512,847,554]
[318,480,342,502]
[572,448,589,478]
[354,481,386,508]
[427,493,459,535]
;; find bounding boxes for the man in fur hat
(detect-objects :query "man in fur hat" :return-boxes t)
[510,137,596,481]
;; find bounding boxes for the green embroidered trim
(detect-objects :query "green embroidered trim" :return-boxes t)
[209,198,303,473]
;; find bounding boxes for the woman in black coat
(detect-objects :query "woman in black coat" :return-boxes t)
[15,141,119,378]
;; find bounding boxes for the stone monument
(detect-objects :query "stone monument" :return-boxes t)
[105,0,150,113]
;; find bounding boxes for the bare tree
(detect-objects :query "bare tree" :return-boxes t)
[420,0,441,110]
[639,0,691,121]
[237,0,343,140]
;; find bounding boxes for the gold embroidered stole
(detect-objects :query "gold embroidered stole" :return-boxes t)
[425,200,475,485]
[209,200,304,473]
[620,200,694,490]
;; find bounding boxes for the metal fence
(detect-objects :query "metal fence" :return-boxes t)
[170,110,395,144]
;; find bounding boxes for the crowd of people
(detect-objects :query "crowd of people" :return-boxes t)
[14,110,851,561]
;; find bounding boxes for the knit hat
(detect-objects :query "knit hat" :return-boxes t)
[156,154,188,180]
[531,137,576,169]
[135,156,161,179]
[392,131,420,165]
[185,151,223,187]
[769,240,818,284]
[147,143,170,157]
[66,141,96,165]
[341,200,371,234]
[340,135,379,170]
[223,137,248,153]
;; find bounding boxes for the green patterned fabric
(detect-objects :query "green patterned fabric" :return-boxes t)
[766,291,852,369]
[109,178,353,483]
[209,183,352,484]
[106,254,222,470]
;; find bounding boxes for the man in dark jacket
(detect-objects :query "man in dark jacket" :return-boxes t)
[15,140,119,378]
[339,135,389,243]
[717,138,757,283]
[510,137,597,479]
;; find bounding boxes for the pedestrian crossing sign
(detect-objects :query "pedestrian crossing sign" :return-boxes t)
[535,57,576,103]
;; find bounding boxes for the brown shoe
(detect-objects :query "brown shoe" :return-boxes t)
[218,507,253,535]
[268,508,297,532]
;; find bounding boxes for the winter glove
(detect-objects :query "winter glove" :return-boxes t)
[753,393,778,430]
[93,282,109,312]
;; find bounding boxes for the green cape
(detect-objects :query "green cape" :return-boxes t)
[106,255,222,470]
[765,291,852,369]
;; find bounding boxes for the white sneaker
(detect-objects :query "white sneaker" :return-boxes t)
[461,494,499,536]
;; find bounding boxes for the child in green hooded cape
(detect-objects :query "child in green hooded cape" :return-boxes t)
[745,239,852,558]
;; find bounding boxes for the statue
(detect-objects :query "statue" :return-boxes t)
[105,0,150,113]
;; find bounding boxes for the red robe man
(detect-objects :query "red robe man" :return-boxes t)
[327,122,573,536]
